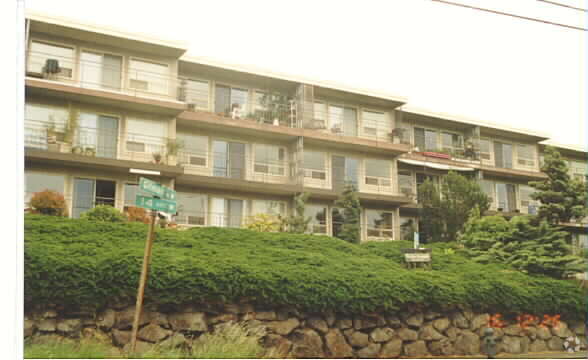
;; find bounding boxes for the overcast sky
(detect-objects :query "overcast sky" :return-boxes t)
[25,0,587,148]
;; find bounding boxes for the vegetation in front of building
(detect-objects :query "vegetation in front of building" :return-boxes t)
[28,189,68,217]
[24,322,266,359]
[280,192,311,233]
[459,209,585,279]
[418,171,491,242]
[80,205,127,222]
[24,214,585,319]
[333,183,362,244]
[529,145,588,224]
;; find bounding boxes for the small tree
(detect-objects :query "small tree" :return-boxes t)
[246,214,281,232]
[80,205,126,222]
[333,183,361,244]
[529,146,588,225]
[281,192,311,233]
[29,190,68,217]
[418,171,490,242]
[461,212,585,279]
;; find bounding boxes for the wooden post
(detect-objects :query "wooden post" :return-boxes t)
[129,210,157,353]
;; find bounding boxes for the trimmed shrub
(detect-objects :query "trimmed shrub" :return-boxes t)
[125,206,150,224]
[245,213,281,232]
[80,205,126,222]
[24,214,586,320]
[29,190,68,216]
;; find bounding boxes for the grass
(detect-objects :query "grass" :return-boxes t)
[24,322,266,359]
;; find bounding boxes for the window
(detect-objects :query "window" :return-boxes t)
[306,204,327,234]
[441,132,464,154]
[212,141,246,179]
[362,110,389,140]
[365,159,391,187]
[366,210,394,239]
[414,127,438,152]
[25,172,65,206]
[72,178,116,218]
[214,85,249,118]
[24,103,69,149]
[480,180,495,206]
[519,185,539,215]
[569,160,587,183]
[400,216,417,241]
[80,51,122,90]
[253,92,289,125]
[312,102,327,129]
[177,133,208,166]
[210,198,244,228]
[398,171,414,197]
[77,112,119,158]
[495,182,517,212]
[28,41,74,78]
[126,117,167,155]
[251,200,286,217]
[176,192,207,226]
[254,144,286,176]
[180,79,209,110]
[494,142,513,169]
[128,59,169,95]
[517,144,535,168]
[479,139,492,161]
[329,105,357,137]
[303,151,326,180]
[332,155,359,191]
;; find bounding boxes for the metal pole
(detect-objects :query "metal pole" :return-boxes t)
[130,209,157,352]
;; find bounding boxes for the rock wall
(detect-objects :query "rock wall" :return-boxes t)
[24,302,587,358]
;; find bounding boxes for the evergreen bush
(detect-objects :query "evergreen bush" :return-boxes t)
[80,205,126,222]
[24,214,585,319]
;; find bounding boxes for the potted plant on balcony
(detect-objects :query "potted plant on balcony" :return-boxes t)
[390,128,406,144]
[84,146,96,157]
[152,152,162,164]
[464,140,477,160]
[166,138,184,165]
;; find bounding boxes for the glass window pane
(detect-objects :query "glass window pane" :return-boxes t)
[251,200,285,216]
[25,172,65,205]
[28,41,74,77]
[303,151,325,171]
[362,111,389,139]
[73,178,94,219]
[129,59,169,95]
[176,192,207,225]
[367,210,393,238]
[425,130,437,151]
[183,79,209,110]
[306,204,327,234]
[365,159,391,178]
[126,118,167,154]
[230,88,249,117]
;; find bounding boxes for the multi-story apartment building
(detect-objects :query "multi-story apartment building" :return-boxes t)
[23,12,587,245]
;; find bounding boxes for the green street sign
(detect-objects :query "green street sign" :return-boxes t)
[135,195,177,214]
[139,177,176,201]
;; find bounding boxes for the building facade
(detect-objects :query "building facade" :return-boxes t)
[23,13,587,245]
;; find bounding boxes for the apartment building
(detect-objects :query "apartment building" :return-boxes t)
[23,12,587,245]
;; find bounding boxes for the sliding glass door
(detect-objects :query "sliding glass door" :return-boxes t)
[212,141,246,179]
[77,113,119,158]
[80,51,122,90]
[72,178,116,218]
[210,197,244,228]
[331,155,359,192]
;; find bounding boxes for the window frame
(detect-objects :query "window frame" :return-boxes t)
[253,144,287,177]
[179,77,211,111]
[365,209,395,240]
[303,150,327,181]
[364,158,392,188]
[127,57,170,96]
[361,109,390,140]
[79,47,124,91]
[27,39,76,80]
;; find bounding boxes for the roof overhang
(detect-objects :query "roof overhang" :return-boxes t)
[540,141,587,159]
[26,11,188,58]
[180,55,407,108]
[401,106,550,142]
[398,158,474,171]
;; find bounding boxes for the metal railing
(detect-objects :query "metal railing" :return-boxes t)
[178,148,297,185]
[25,119,172,164]
[27,51,181,101]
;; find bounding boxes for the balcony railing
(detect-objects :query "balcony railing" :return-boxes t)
[178,148,297,185]
[26,51,182,101]
[25,119,173,165]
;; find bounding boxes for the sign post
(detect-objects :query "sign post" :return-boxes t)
[129,178,176,353]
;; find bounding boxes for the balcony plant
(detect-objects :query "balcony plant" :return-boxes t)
[84,147,96,157]
[152,152,162,164]
[250,93,291,126]
[166,138,184,165]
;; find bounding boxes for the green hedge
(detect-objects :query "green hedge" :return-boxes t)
[24,215,586,318]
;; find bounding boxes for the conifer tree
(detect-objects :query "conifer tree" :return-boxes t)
[333,183,361,243]
[281,192,311,233]
[529,146,587,224]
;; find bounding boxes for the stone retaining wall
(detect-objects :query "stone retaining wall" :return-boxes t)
[24,302,587,358]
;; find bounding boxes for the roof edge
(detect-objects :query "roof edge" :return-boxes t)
[180,55,408,105]
[540,141,587,154]
[26,10,189,52]
[401,105,550,141]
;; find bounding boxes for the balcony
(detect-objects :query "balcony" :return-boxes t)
[26,50,185,113]
[24,120,182,175]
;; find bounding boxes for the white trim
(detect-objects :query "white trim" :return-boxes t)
[398,158,474,171]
